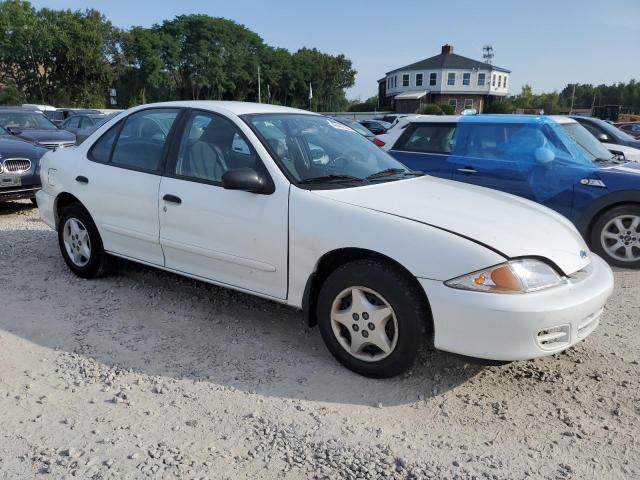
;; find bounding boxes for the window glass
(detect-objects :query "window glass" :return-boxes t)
[402,74,409,87]
[449,99,457,110]
[492,74,496,87]
[66,117,80,128]
[175,111,257,183]
[464,99,473,109]
[416,74,423,87]
[111,109,179,171]
[398,124,457,154]
[249,114,409,184]
[477,73,486,86]
[462,73,471,86]
[503,76,508,88]
[447,73,456,85]
[498,76,502,88]
[429,73,437,86]
[0,111,57,130]
[89,122,120,163]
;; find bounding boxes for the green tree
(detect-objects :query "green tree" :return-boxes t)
[418,103,443,115]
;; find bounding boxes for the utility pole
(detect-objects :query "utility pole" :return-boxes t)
[257,65,261,103]
[569,84,576,114]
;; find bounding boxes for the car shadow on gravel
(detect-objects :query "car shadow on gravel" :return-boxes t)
[0,200,37,216]
[0,228,485,407]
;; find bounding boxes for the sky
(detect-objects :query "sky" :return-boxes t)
[30,0,640,100]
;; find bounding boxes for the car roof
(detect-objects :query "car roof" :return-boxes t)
[0,107,44,113]
[407,114,579,125]
[127,101,314,117]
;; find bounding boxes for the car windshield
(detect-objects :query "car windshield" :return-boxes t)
[247,114,414,186]
[560,123,615,163]
[0,111,58,130]
[596,118,636,141]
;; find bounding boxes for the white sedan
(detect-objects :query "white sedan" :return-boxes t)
[36,101,614,378]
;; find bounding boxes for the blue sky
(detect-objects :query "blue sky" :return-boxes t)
[31,0,640,100]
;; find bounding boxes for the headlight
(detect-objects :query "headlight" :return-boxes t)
[445,259,566,294]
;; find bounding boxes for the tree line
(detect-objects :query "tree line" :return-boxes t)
[0,0,356,110]
[487,80,640,115]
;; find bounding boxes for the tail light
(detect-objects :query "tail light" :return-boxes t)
[373,138,386,147]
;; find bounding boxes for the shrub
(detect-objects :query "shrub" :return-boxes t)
[418,103,443,115]
[439,103,456,115]
[484,101,513,114]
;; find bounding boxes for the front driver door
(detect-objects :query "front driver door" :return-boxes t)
[158,109,288,299]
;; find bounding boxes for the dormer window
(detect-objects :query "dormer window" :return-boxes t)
[477,73,486,86]
[462,73,471,86]
[447,73,456,86]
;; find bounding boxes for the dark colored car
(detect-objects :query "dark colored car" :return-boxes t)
[0,108,76,149]
[61,113,106,135]
[75,112,121,144]
[330,117,375,141]
[571,115,640,149]
[359,119,392,135]
[614,122,640,139]
[0,125,48,204]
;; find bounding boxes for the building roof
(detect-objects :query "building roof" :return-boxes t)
[386,45,510,75]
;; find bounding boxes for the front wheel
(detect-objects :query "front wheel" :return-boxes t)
[58,204,109,278]
[316,260,429,378]
[590,205,640,269]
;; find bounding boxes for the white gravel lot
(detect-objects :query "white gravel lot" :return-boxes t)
[0,200,638,480]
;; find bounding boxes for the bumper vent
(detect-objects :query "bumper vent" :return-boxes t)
[2,158,31,173]
[578,308,602,338]
[536,324,570,350]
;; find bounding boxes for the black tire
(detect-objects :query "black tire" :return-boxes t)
[316,259,429,378]
[58,203,110,278]
[589,204,640,269]
[30,197,38,207]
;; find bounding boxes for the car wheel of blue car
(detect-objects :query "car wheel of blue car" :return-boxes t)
[590,204,640,269]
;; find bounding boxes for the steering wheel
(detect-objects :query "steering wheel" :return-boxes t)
[326,149,365,171]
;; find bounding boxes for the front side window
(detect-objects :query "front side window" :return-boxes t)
[429,73,437,86]
[462,73,471,86]
[0,111,58,130]
[447,73,456,86]
[477,73,486,86]
[89,122,121,163]
[416,74,423,87]
[110,108,179,171]
[397,124,457,154]
[65,117,80,129]
[402,74,410,87]
[174,111,258,183]
[247,114,411,186]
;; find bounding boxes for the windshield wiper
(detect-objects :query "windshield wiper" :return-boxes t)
[298,174,364,185]
[366,168,424,180]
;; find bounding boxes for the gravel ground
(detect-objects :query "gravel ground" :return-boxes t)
[0,200,638,480]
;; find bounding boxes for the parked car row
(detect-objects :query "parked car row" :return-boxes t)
[34,101,615,379]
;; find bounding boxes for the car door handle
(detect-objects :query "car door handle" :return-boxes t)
[162,194,182,204]
[456,167,477,174]
[75,175,89,184]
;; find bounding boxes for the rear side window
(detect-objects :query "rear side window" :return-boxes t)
[111,109,180,172]
[396,124,457,154]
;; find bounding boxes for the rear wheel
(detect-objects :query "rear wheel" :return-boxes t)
[316,260,428,378]
[590,204,640,269]
[58,204,110,278]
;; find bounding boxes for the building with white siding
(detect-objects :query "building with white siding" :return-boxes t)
[378,45,511,114]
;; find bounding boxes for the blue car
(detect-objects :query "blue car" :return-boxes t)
[386,114,640,268]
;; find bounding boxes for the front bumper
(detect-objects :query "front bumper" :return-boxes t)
[36,190,56,229]
[419,254,614,361]
[0,185,40,201]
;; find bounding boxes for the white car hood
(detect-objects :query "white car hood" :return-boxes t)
[312,176,591,275]
[604,143,640,162]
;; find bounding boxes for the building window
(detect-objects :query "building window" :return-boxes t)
[429,73,437,86]
[503,76,507,89]
[477,73,486,86]
[416,73,423,87]
[402,74,410,87]
[462,73,470,86]
[387,78,390,90]
[447,72,456,86]
[464,99,473,110]
[395,75,398,88]
[448,99,457,111]
[498,76,502,88]
[492,74,496,87]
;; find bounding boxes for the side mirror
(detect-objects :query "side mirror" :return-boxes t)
[222,168,271,194]
[6,127,22,135]
[596,133,610,143]
[534,147,555,165]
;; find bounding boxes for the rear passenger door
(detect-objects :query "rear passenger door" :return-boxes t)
[388,123,456,179]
